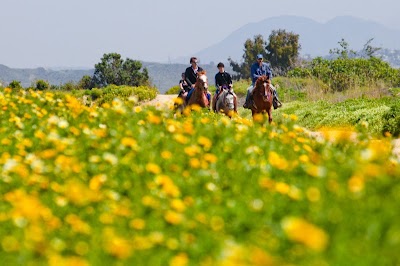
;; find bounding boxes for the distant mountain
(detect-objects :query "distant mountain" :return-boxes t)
[0,64,94,88]
[0,62,230,93]
[192,15,400,64]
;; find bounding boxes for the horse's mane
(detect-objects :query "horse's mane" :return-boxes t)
[255,75,270,89]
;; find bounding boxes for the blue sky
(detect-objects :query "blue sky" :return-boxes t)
[1,0,398,68]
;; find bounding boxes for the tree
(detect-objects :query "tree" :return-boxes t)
[92,53,149,87]
[228,35,267,80]
[329,38,357,59]
[9,80,22,89]
[35,80,49,91]
[78,75,94,90]
[265,29,301,74]
[360,38,381,58]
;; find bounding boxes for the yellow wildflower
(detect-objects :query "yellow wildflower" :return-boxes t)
[281,216,329,252]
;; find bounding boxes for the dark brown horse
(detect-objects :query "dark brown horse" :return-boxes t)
[251,75,273,123]
[187,70,210,109]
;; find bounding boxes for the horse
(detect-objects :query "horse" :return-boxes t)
[251,75,273,123]
[187,70,210,109]
[212,85,237,117]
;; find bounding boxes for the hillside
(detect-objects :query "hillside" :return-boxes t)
[0,62,232,93]
[193,15,400,64]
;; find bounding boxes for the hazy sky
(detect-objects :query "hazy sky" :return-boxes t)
[1,0,399,68]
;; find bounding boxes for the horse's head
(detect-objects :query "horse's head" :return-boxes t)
[255,75,270,92]
[195,70,208,91]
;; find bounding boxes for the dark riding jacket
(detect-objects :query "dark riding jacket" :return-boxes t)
[215,71,232,91]
[184,66,204,87]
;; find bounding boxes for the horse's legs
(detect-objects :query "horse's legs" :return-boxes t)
[212,94,217,112]
[268,108,272,124]
[233,94,238,112]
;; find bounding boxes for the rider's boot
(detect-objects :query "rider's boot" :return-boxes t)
[272,90,282,109]
[243,91,250,109]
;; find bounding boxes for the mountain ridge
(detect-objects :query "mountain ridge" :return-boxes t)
[191,15,400,64]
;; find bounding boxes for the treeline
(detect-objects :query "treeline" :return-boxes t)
[230,31,400,93]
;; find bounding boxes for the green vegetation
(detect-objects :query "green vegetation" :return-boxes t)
[1,87,399,266]
[229,30,300,79]
[165,85,180,95]
[93,53,150,88]
[83,84,158,106]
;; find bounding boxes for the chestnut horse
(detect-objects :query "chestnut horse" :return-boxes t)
[187,70,210,109]
[251,75,273,123]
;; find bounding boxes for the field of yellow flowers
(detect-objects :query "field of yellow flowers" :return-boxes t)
[1,87,400,266]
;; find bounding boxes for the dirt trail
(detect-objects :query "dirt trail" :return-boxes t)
[141,94,176,109]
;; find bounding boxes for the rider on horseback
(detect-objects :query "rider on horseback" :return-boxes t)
[243,54,282,109]
[213,62,237,112]
[179,73,190,96]
[185,57,211,103]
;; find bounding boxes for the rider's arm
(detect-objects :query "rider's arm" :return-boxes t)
[251,63,260,82]
[184,68,194,87]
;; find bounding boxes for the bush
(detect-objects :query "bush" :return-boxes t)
[9,80,22,89]
[36,80,49,91]
[87,85,158,106]
[165,85,180,95]
[382,103,400,137]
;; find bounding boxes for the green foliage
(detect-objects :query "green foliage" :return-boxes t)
[93,53,149,87]
[78,75,93,90]
[165,85,180,95]
[229,34,267,80]
[265,29,301,73]
[288,57,400,92]
[35,80,50,91]
[1,87,400,265]
[86,85,158,106]
[276,97,399,136]
[9,80,22,89]
[231,79,251,96]
[382,103,400,137]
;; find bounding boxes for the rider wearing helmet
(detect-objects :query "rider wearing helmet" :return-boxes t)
[213,62,237,111]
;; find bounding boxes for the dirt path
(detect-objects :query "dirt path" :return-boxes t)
[141,94,176,109]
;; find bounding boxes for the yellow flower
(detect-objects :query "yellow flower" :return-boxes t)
[169,253,189,266]
[164,210,184,225]
[204,153,217,163]
[161,150,172,159]
[275,182,290,195]
[147,112,162,124]
[184,145,201,157]
[348,175,365,193]
[171,199,186,212]
[189,158,201,168]
[268,151,289,170]
[146,163,162,174]
[198,136,212,151]
[121,137,137,148]
[281,216,329,252]
[130,218,146,230]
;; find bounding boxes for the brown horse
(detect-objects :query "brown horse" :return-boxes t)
[251,75,273,123]
[187,70,210,109]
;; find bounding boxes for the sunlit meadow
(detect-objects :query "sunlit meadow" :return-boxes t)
[1,87,399,265]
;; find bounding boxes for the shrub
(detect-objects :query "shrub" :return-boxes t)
[9,80,22,89]
[88,85,158,106]
[36,80,49,91]
[165,85,180,95]
[382,103,400,137]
